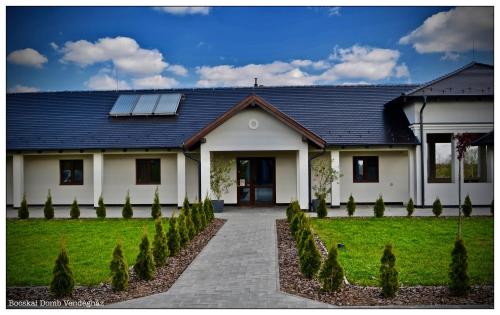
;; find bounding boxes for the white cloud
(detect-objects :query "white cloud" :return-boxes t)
[60,36,168,75]
[440,51,460,61]
[7,48,48,68]
[328,7,341,16]
[132,75,179,89]
[85,73,130,90]
[154,7,211,16]
[50,42,59,50]
[167,64,188,76]
[8,84,40,93]
[399,7,493,56]
[196,44,409,87]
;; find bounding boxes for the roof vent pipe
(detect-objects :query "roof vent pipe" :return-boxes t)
[254,78,258,88]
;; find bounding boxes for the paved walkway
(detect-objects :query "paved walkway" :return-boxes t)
[111,207,330,308]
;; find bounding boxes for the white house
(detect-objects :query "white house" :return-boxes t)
[6,62,494,210]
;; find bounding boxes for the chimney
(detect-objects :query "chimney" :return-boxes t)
[254,78,258,88]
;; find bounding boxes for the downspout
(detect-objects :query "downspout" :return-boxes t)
[308,148,327,212]
[182,145,201,203]
[419,96,427,207]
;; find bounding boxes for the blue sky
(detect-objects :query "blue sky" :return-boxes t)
[6,6,494,92]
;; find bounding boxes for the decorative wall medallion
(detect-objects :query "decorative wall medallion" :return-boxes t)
[248,118,259,130]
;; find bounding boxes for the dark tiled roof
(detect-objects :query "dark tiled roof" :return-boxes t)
[7,85,419,151]
[405,62,493,97]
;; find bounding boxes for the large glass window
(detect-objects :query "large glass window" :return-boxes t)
[353,156,379,183]
[136,159,161,185]
[464,134,487,182]
[427,134,452,183]
[60,160,84,185]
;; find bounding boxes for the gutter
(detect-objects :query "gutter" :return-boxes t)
[182,146,201,203]
[308,148,327,212]
[419,96,427,207]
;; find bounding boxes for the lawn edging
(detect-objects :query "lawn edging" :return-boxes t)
[7,218,225,307]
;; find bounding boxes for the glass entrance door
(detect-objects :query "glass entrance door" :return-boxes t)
[237,157,275,206]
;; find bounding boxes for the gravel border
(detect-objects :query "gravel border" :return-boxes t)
[7,218,226,308]
[276,219,493,307]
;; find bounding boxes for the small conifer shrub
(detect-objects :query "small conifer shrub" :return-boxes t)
[110,242,129,291]
[346,194,356,217]
[177,213,190,247]
[406,198,414,217]
[319,244,345,292]
[184,207,196,239]
[70,197,80,219]
[379,244,399,298]
[286,200,301,222]
[432,198,442,217]
[96,195,106,218]
[152,219,169,267]
[191,203,201,234]
[462,195,472,217]
[374,195,385,218]
[134,230,156,281]
[151,188,162,219]
[199,202,208,230]
[316,196,328,219]
[286,201,294,222]
[49,241,75,297]
[290,212,304,239]
[167,214,181,257]
[122,191,133,219]
[18,194,29,219]
[183,196,190,212]
[299,234,322,279]
[204,195,215,222]
[297,226,312,257]
[449,237,471,297]
[44,189,55,219]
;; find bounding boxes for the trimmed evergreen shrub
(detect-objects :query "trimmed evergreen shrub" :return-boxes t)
[96,195,106,218]
[151,187,162,219]
[191,203,201,234]
[153,219,169,267]
[199,202,208,230]
[290,212,304,239]
[406,198,414,217]
[183,196,190,212]
[286,200,301,222]
[134,230,156,281]
[374,195,385,218]
[316,196,328,219]
[286,201,294,221]
[122,191,133,219]
[462,195,472,217]
[49,242,75,297]
[44,189,54,219]
[449,237,471,297]
[177,212,190,247]
[18,194,29,219]
[379,244,399,298]
[319,244,344,292]
[184,207,196,239]
[203,195,215,222]
[70,197,80,219]
[110,242,129,291]
[167,214,181,257]
[297,226,312,257]
[346,194,356,217]
[299,234,322,279]
[432,198,442,217]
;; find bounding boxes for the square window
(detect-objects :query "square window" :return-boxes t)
[60,160,83,185]
[353,156,378,183]
[136,159,161,185]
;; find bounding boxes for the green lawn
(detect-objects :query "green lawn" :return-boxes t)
[7,218,169,286]
[311,217,493,286]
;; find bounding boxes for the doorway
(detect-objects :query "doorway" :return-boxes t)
[237,157,275,206]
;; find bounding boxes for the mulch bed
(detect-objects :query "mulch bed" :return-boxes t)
[7,218,226,308]
[276,219,493,307]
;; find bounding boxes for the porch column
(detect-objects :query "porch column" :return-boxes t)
[13,154,24,208]
[330,149,340,207]
[177,152,186,207]
[200,145,211,202]
[93,152,103,207]
[297,144,309,210]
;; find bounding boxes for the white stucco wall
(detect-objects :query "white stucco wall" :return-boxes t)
[6,156,13,205]
[24,154,94,205]
[185,156,200,203]
[403,100,494,125]
[339,150,409,203]
[212,151,297,204]
[102,154,177,205]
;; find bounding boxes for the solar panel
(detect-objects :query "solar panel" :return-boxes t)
[154,93,182,115]
[132,94,160,115]
[109,95,139,116]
